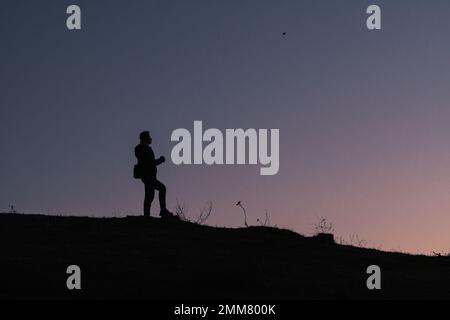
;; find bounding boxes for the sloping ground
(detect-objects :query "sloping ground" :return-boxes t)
[0,213,449,299]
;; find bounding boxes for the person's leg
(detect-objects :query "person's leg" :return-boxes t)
[153,179,167,211]
[143,179,155,216]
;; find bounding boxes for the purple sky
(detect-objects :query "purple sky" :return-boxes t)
[2,0,450,254]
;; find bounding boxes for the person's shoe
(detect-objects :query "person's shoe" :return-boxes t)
[160,209,179,221]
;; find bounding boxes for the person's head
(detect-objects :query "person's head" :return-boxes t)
[139,131,152,145]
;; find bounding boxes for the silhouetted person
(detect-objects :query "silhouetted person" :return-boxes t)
[135,131,175,219]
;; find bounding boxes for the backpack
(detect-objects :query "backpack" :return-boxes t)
[133,164,142,179]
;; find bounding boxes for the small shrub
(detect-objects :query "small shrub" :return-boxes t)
[236,201,249,227]
[174,199,212,225]
[314,217,334,234]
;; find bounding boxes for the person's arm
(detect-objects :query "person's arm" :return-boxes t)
[145,147,157,168]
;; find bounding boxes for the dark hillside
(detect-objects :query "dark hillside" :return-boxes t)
[0,214,449,299]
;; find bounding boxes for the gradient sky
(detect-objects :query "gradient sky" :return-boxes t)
[2,0,450,254]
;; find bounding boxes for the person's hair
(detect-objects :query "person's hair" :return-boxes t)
[139,131,150,141]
